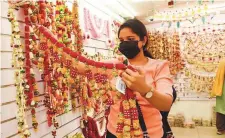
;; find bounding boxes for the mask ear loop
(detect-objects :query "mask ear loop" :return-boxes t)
[142,44,147,51]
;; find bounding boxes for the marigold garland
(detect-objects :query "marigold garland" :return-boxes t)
[8,7,31,138]
[148,31,185,75]
[8,1,143,138]
[23,3,39,131]
[37,25,142,137]
[72,1,83,52]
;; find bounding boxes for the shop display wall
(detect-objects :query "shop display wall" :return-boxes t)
[146,13,225,122]
[78,0,117,58]
[0,1,117,137]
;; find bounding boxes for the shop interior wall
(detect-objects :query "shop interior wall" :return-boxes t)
[145,13,225,121]
[1,1,115,137]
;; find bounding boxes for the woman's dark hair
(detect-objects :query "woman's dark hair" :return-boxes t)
[118,19,153,58]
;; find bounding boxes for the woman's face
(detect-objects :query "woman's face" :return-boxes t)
[119,27,146,49]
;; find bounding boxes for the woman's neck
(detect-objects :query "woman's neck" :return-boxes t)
[128,53,148,66]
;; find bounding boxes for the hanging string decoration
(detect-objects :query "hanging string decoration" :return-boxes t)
[23,3,40,131]
[81,109,107,138]
[147,31,185,75]
[153,4,209,22]
[72,1,83,52]
[183,29,225,73]
[8,8,31,138]
[8,0,143,138]
[37,25,142,138]
[182,25,225,94]
[181,22,225,31]
[184,68,215,93]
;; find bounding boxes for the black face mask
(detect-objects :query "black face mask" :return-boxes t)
[118,41,140,59]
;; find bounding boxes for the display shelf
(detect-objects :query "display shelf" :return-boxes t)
[177,97,216,101]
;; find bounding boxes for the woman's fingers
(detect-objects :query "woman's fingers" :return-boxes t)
[122,78,132,88]
[125,68,138,76]
[121,71,134,82]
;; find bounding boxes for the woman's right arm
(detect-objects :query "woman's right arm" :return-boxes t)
[74,58,120,80]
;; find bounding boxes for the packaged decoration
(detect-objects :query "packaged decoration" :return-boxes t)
[66,133,84,138]
[202,119,211,127]
[184,121,195,129]
[174,113,185,127]
[192,117,202,126]
[168,116,175,127]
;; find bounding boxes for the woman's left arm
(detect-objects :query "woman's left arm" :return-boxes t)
[121,61,173,111]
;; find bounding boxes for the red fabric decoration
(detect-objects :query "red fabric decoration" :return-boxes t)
[25,17,30,24]
[94,62,101,68]
[57,43,64,48]
[39,26,44,32]
[39,3,46,9]
[87,84,92,97]
[103,63,113,69]
[63,47,70,54]
[25,26,29,32]
[115,64,126,70]
[32,60,38,65]
[77,55,87,63]
[70,52,79,58]
[31,108,36,114]
[127,65,136,72]
[25,33,29,38]
[25,40,30,45]
[50,37,57,44]
[86,59,93,66]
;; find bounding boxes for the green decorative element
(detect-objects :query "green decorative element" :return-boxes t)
[210,14,215,20]
[211,0,214,4]
[192,18,196,24]
[177,21,180,28]
[188,18,196,24]
[202,16,206,24]
[198,0,202,5]
[64,104,70,113]
[168,22,172,28]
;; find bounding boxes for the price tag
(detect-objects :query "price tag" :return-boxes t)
[115,77,126,94]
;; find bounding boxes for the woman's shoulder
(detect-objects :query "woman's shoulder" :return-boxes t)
[148,58,169,69]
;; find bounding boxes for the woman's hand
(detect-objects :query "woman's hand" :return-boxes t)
[117,55,125,62]
[121,68,150,96]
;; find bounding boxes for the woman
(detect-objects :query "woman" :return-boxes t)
[77,19,173,138]
[106,19,173,138]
